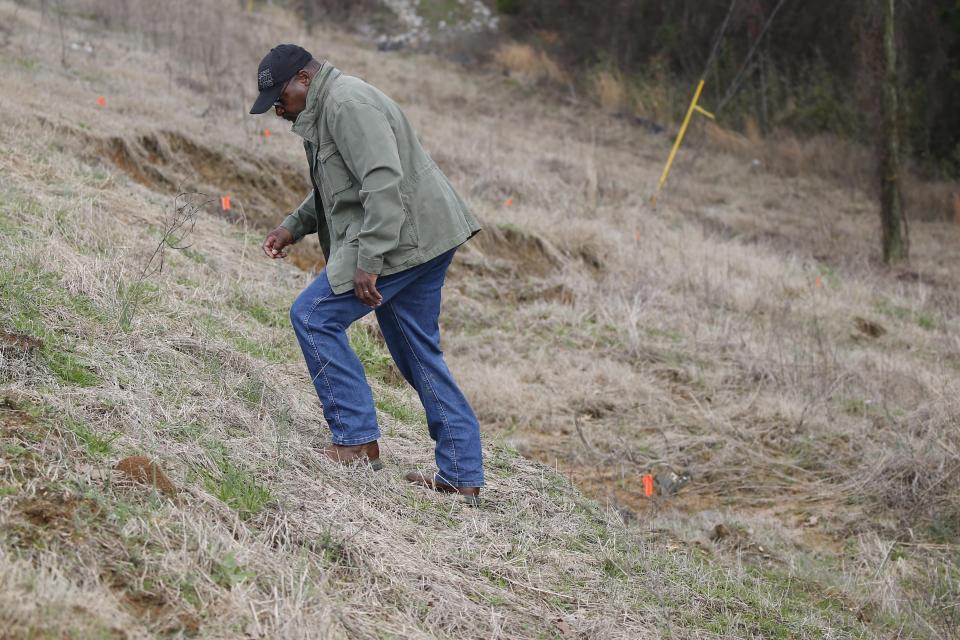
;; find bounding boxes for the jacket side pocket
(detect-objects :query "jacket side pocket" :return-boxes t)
[318,144,353,197]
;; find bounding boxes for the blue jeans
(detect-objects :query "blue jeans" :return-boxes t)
[290,248,484,488]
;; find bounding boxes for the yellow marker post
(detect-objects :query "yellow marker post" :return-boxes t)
[651,79,715,206]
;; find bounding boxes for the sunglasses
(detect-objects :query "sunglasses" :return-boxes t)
[273,77,292,109]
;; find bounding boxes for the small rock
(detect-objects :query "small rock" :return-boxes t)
[655,468,691,496]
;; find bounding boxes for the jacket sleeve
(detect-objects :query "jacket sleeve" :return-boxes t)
[330,100,404,275]
[280,190,319,241]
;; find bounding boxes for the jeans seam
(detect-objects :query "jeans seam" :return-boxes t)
[318,366,343,434]
[389,304,459,479]
[302,291,344,432]
[436,478,484,488]
[334,432,380,446]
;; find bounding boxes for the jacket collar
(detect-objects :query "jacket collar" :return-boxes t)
[291,62,341,145]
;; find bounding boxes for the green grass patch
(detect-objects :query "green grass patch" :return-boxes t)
[814,263,841,288]
[247,303,286,328]
[488,438,520,477]
[212,552,256,589]
[0,258,103,329]
[875,298,938,331]
[418,0,468,27]
[177,576,203,609]
[314,530,349,564]
[157,421,206,444]
[230,334,296,363]
[201,448,273,517]
[841,397,882,418]
[536,469,572,499]
[915,313,936,330]
[2,443,31,458]
[0,247,105,387]
[470,590,510,607]
[107,498,148,529]
[479,567,511,589]
[229,291,290,329]
[21,616,124,640]
[200,300,298,363]
[660,555,867,638]
[927,509,960,544]
[375,395,423,424]
[875,299,911,321]
[63,417,119,457]
[914,555,960,631]
[42,348,100,387]
[601,557,628,579]
[12,55,38,71]
[237,377,265,407]
[646,326,683,342]
[349,324,403,385]
[118,279,160,331]
[180,246,207,265]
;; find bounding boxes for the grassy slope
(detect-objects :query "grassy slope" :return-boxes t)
[0,0,957,638]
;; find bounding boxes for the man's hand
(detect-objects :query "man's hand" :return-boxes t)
[262,226,294,259]
[353,269,382,308]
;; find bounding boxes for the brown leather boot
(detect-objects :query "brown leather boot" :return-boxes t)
[405,471,481,506]
[320,440,384,471]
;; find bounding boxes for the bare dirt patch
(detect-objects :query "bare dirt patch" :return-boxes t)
[102,565,202,638]
[15,492,80,531]
[1,332,43,381]
[468,224,567,278]
[853,316,887,338]
[43,119,309,231]
[1,397,38,429]
[6,489,98,549]
[0,332,43,354]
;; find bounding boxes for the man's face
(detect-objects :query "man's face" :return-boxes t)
[274,70,310,123]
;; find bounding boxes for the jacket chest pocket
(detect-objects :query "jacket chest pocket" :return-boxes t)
[317,144,353,200]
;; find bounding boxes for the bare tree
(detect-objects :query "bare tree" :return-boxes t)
[880,0,908,263]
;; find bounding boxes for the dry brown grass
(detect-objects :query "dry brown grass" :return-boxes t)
[0,0,958,637]
[492,41,567,86]
[903,173,960,222]
[590,69,628,114]
[695,123,958,222]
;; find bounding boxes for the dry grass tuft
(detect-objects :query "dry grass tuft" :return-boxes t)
[760,130,875,185]
[902,173,960,222]
[743,115,763,145]
[492,42,567,86]
[694,124,958,222]
[701,120,753,155]
[590,68,629,114]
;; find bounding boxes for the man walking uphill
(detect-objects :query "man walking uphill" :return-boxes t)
[250,44,485,503]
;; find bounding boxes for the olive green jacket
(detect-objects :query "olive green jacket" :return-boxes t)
[281,63,481,294]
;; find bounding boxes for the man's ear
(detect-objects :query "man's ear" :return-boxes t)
[299,69,311,86]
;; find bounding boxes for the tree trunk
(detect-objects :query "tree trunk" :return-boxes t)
[880,0,908,263]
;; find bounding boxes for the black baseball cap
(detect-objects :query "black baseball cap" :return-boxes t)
[250,44,313,114]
